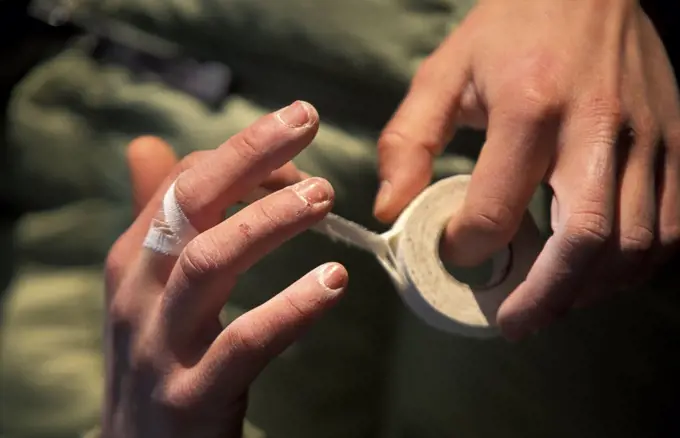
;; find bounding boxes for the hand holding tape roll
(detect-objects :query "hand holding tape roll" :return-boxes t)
[245,174,543,338]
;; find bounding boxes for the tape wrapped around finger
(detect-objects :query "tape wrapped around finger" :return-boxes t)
[143,180,199,256]
[310,175,543,338]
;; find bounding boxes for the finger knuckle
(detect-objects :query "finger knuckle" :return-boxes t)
[620,224,655,253]
[255,201,283,229]
[235,126,267,161]
[411,55,440,89]
[105,241,127,285]
[377,129,405,153]
[514,76,562,121]
[224,322,267,357]
[378,129,439,158]
[665,121,680,152]
[581,94,624,135]
[464,199,519,241]
[563,211,612,249]
[108,296,133,324]
[129,339,159,370]
[160,376,200,413]
[282,292,312,321]
[179,237,222,281]
[509,53,562,117]
[633,109,660,146]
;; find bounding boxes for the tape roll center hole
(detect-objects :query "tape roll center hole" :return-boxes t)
[437,238,512,290]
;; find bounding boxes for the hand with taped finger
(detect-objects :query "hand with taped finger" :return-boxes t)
[374,0,680,340]
[104,101,346,438]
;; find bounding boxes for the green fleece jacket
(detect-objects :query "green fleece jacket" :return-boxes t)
[2,1,680,438]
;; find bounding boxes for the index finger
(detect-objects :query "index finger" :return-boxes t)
[374,34,471,223]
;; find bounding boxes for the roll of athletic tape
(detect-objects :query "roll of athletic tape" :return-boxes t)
[309,174,543,338]
[242,174,542,338]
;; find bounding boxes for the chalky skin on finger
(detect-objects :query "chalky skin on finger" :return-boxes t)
[103,101,349,438]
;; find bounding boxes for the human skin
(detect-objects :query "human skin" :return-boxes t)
[103,102,347,438]
[102,0,680,431]
[374,0,680,340]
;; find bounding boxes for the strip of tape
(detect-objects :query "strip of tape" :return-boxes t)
[143,181,199,256]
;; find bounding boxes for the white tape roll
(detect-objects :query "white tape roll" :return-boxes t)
[310,174,543,338]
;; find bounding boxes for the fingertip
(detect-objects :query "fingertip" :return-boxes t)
[126,135,178,188]
[440,216,496,267]
[373,180,397,223]
[373,175,431,223]
[498,319,531,343]
[299,101,319,125]
[374,136,433,223]
[441,195,526,268]
[291,177,335,210]
[317,262,349,295]
[126,135,177,165]
[496,277,564,343]
[275,100,319,129]
[126,136,178,217]
[497,303,537,343]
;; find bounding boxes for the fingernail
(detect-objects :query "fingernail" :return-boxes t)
[276,101,313,128]
[373,180,392,215]
[293,177,332,206]
[319,263,347,293]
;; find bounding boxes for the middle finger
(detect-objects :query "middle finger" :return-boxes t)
[161,177,335,347]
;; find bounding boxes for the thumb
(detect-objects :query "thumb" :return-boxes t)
[126,136,178,217]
